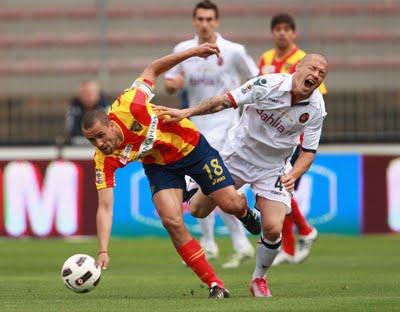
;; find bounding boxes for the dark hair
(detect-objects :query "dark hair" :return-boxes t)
[193,0,219,19]
[81,109,109,130]
[270,13,296,31]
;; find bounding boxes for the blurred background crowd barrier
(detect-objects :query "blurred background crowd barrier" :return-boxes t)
[0,0,399,144]
[0,150,399,237]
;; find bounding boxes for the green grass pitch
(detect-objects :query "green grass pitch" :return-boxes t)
[1,235,400,311]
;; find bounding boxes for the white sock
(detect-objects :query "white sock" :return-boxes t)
[219,208,253,254]
[252,236,281,279]
[198,211,218,253]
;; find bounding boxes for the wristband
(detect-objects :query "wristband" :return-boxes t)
[98,251,108,255]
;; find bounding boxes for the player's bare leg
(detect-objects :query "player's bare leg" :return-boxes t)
[153,188,229,298]
[154,189,192,247]
[250,197,286,298]
[189,186,261,235]
[189,189,216,218]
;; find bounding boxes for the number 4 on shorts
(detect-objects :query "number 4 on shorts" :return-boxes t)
[274,176,283,191]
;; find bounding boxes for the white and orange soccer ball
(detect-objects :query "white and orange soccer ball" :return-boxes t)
[61,254,101,293]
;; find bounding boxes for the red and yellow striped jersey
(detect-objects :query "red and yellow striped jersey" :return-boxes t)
[258,47,327,94]
[94,77,200,190]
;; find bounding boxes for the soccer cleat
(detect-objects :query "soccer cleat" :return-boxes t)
[221,249,255,269]
[238,208,261,235]
[249,277,272,298]
[294,227,318,263]
[204,249,219,260]
[272,250,295,266]
[208,282,230,299]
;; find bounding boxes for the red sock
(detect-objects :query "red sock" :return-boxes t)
[282,216,296,256]
[291,198,313,236]
[177,239,224,288]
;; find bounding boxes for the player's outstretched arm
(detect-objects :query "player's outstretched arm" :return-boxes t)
[96,188,114,269]
[281,150,315,193]
[155,94,233,123]
[141,43,220,83]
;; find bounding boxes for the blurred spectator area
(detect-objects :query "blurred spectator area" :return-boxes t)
[1,0,400,144]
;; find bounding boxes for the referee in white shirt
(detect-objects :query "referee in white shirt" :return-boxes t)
[164,0,258,269]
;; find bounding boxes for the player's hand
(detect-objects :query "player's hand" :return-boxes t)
[154,105,190,123]
[165,73,185,90]
[193,43,220,58]
[97,252,109,270]
[281,173,296,193]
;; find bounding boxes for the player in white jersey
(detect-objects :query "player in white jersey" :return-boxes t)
[156,54,329,298]
[164,0,258,268]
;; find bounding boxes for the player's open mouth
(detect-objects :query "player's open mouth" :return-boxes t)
[304,79,315,89]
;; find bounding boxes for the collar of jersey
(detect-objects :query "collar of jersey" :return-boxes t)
[279,74,293,92]
[279,74,313,106]
[194,32,222,45]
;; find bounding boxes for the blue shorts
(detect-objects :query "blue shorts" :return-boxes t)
[143,135,234,196]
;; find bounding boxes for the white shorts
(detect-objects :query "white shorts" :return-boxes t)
[222,151,292,214]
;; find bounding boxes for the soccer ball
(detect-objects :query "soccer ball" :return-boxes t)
[61,254,101,293]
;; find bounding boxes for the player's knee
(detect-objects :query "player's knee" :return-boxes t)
[217,193,245,215]
[216,197,232,213]
[161,215,184,231]
[190,209,207,218]
[262,225,281,241]
[189,202,206,218]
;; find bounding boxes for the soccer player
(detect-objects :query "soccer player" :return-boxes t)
[259,13,327,265]
[81,43,260,299]
[164,0,258,268]
[155,53,329,297]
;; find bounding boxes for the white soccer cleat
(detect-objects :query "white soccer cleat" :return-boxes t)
[294,227,318,263]
[204,249,219,260]
[272,250,295,266]
[200,239,219,260]
[221,248,255,269]
[249,277,272,298]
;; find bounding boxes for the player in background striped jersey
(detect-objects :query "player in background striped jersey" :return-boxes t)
[259,13,326,265]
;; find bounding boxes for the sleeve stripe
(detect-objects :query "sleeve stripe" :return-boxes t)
[143,78,154,88]
[301,147,317,154]
[226,92,238,109]
[131,79,154,100]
